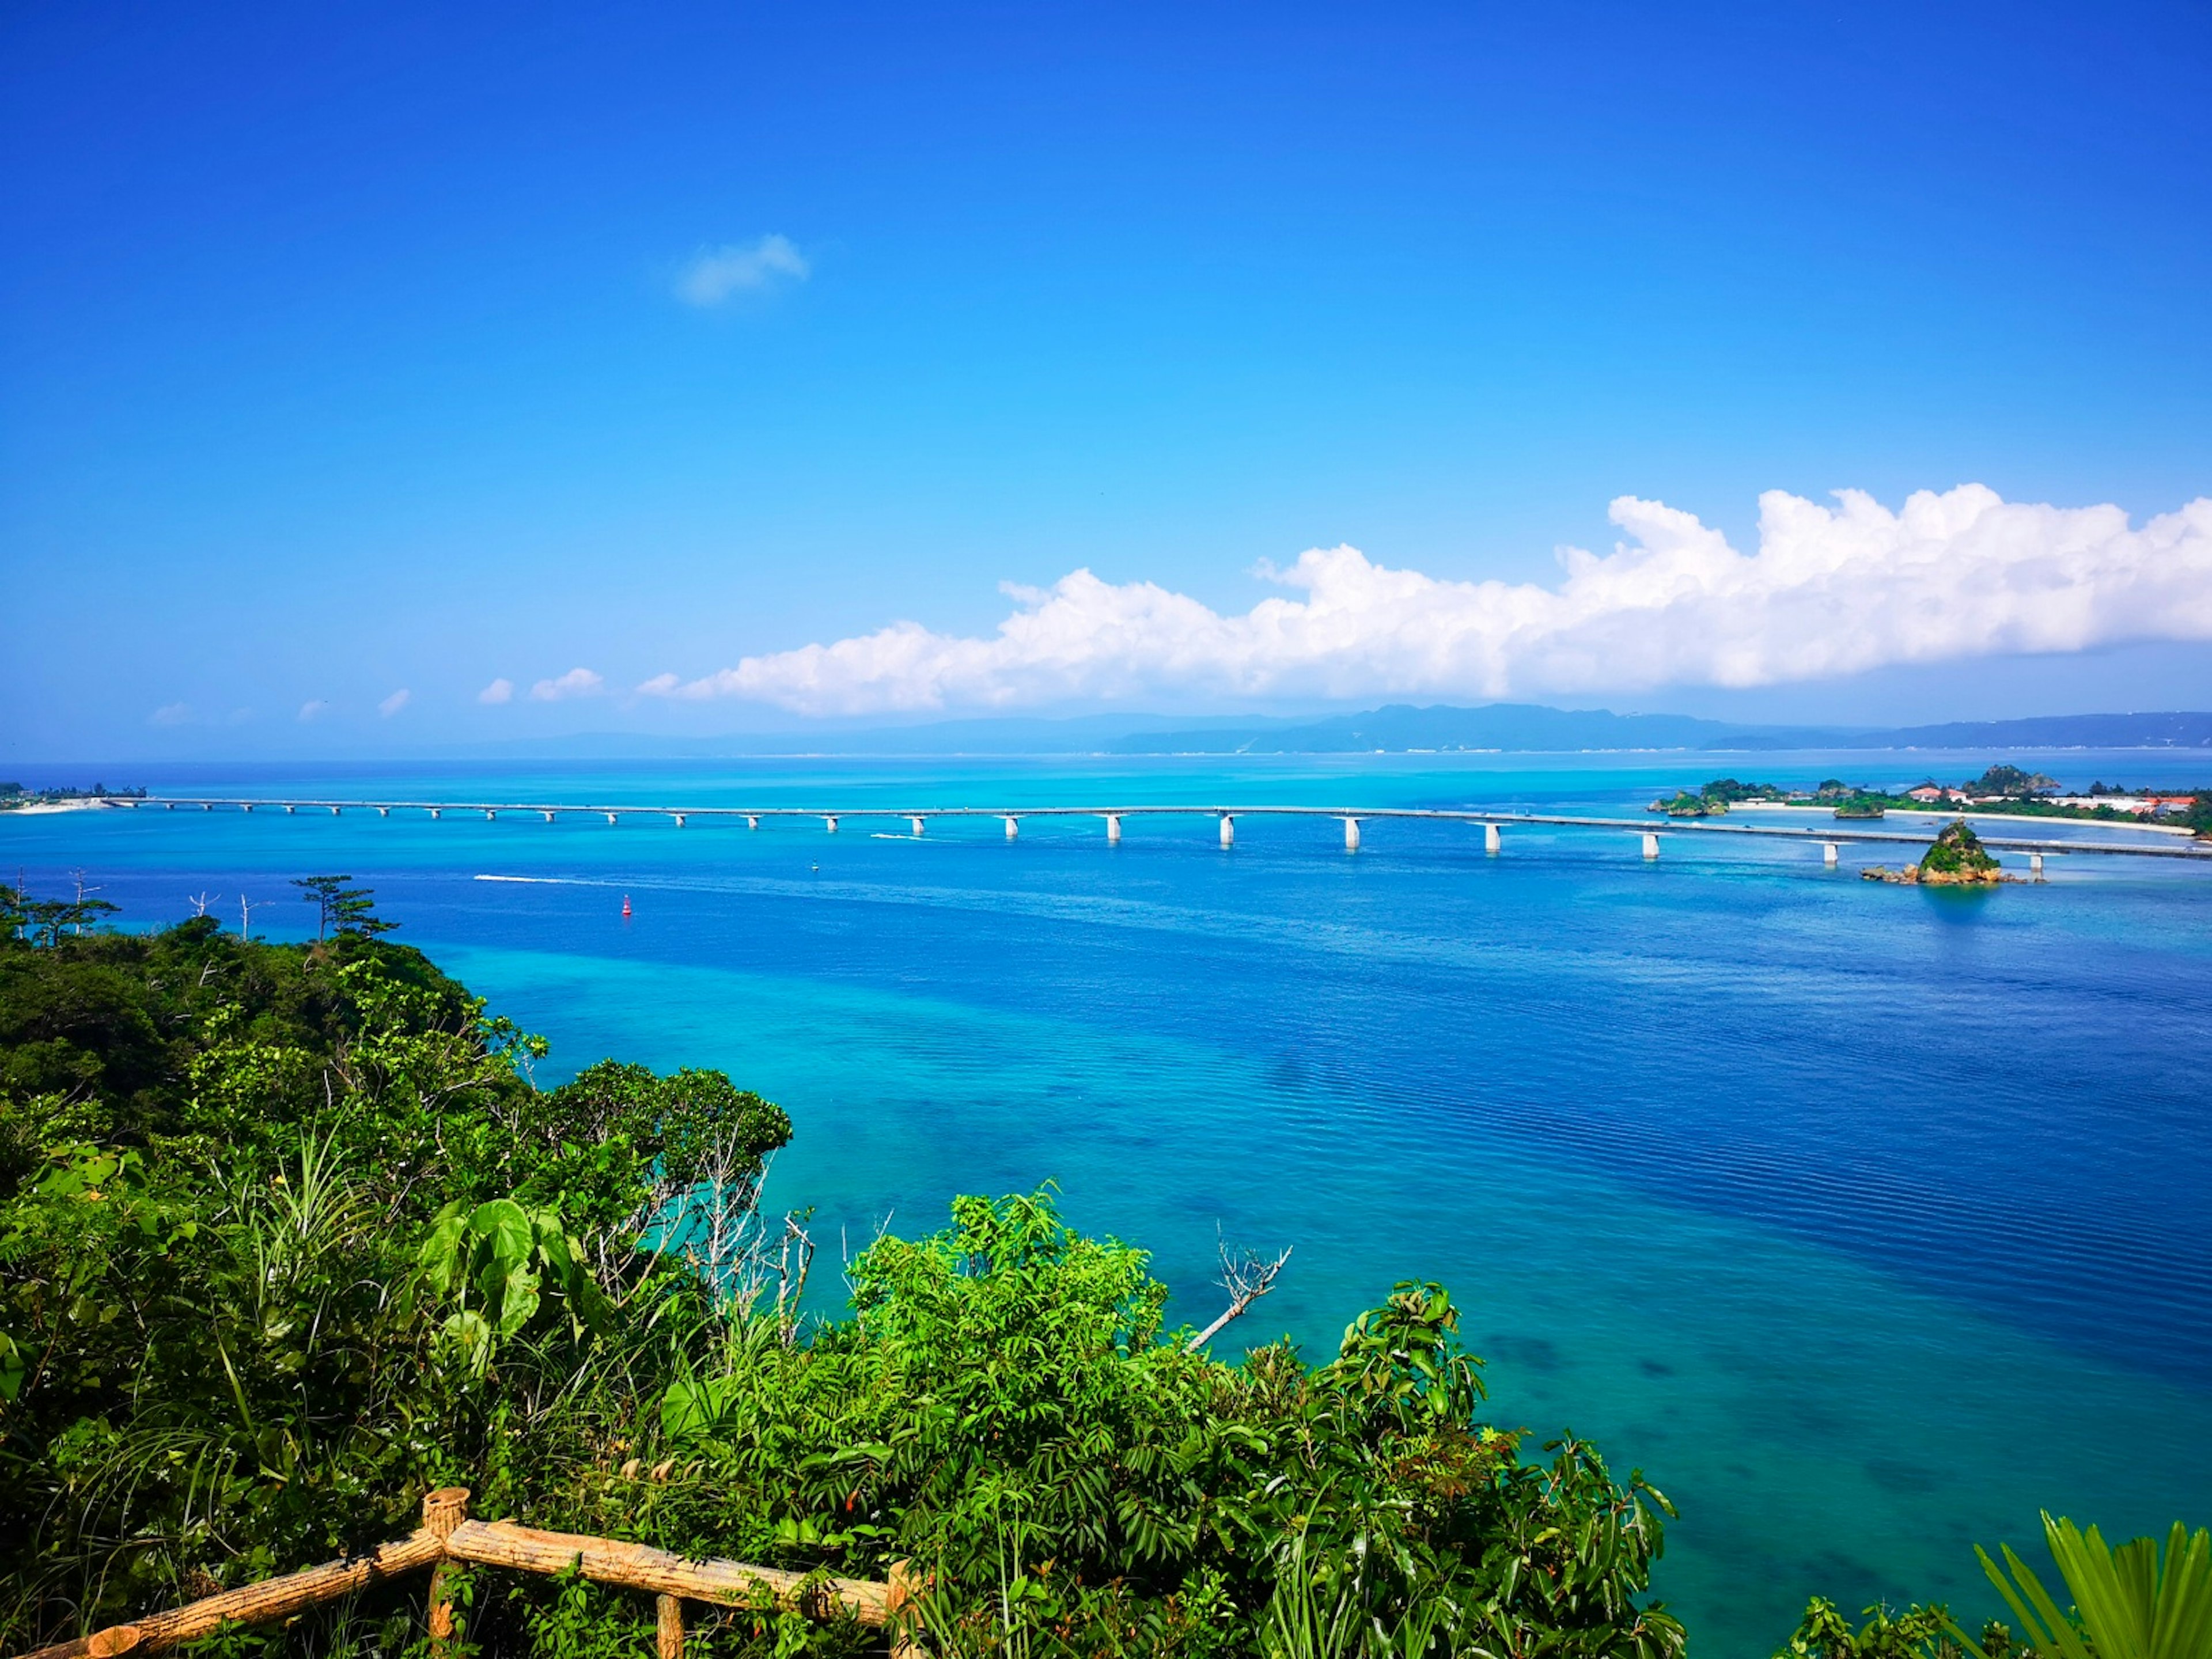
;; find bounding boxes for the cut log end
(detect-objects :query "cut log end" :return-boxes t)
[422,1488,472,1541]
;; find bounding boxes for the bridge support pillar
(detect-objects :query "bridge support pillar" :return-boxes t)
[429,808,441,820]
[1105,813,1122,844]
[1003,816,1020,840]
[824,815,838,833]
[1484,823,1502,854]
[911,816,926,835]
[330,805,342,815]
[747,815,759,830]
[240,804,252,813]
[1219,813,1236,848]
[1642,832,1660,861]
[1343,817,1361,851]
[285,805,296,815]
[377,806,389,817]
[672,813,686,828]
[164,802,175,810]
[606,813,618,825]
[542,811,556,823]
[2031,851,2044,878]
[484,809,497,821]
[1821,842,1838,866]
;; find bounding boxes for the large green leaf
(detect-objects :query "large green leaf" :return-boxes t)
[467,1198,535,1277]
[1971,1514,2212,1659]
[414,1200,470,1293]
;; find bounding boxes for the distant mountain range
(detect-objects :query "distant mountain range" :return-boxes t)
[1104,704,2212,755]
[466,706,2212,757]
[1104,703,1734,753]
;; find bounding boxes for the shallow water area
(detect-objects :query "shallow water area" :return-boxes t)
[9,750,2210,1656]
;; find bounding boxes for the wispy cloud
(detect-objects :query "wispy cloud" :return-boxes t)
[150,702,192,728]
[378,688,411,718]
[638,485,2212,716]
[478,677,515,705]
[297,699,330,722]
[531,667,604,702]
[675,234,809,306]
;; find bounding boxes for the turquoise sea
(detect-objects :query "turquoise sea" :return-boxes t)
[7,751,2210,1656]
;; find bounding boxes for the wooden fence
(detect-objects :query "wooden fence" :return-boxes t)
[13,1490,916,1659]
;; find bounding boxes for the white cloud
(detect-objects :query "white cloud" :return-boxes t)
[378,688,411,718]
[298,699,330,722]
[675,234,809,306]
[479,677,515,705]
[150,702,192,727]
[531,667,604,702]
[638,485,2212,717]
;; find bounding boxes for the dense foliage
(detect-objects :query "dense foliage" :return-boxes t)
[0,897,790,1653]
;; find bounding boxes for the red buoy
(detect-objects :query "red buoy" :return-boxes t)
[621,894,632,919]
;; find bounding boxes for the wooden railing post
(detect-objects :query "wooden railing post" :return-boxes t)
[422,1488,471,1655]
[655,1594,683,1659]
[887,1560,920,1659]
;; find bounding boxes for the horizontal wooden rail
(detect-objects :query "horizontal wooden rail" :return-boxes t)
[445,1520,894,1625]
[14,1532,445,1659]
[10,1489,911,1659]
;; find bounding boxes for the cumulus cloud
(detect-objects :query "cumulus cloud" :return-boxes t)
[479,677,515,705]
[378,688,411,718]
[531,667,604,702]
[150,702,192,727]
[297,699,330,722]
[675,235,809,306]
[638,486,2212,717]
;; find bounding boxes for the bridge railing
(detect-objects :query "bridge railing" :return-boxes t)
[12,1490,917,1659]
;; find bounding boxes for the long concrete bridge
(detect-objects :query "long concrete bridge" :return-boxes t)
[108,797,2212,872]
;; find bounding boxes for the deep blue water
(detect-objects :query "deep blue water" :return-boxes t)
[7,752,2210,1656]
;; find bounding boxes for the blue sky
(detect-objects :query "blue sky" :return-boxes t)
[5,0,2210,756]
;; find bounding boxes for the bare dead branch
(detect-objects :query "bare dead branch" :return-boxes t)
[1184,1233,1293,1353]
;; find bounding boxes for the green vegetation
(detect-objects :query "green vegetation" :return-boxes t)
[1916,819,2003,884]
[1962,766,2058,800]
[1650,790,1724,817]
[2,886,2202,1659]
[0,889,792,1656]
[1646,778,1797,816]
[1698,778,1787,806]
[1972,1513,2212,1659]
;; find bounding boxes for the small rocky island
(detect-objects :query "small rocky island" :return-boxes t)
[1862,818,2010,885]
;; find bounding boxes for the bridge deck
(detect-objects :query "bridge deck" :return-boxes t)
[112,798,2212,859]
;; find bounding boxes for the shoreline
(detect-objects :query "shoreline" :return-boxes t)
[2,798,112,816]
